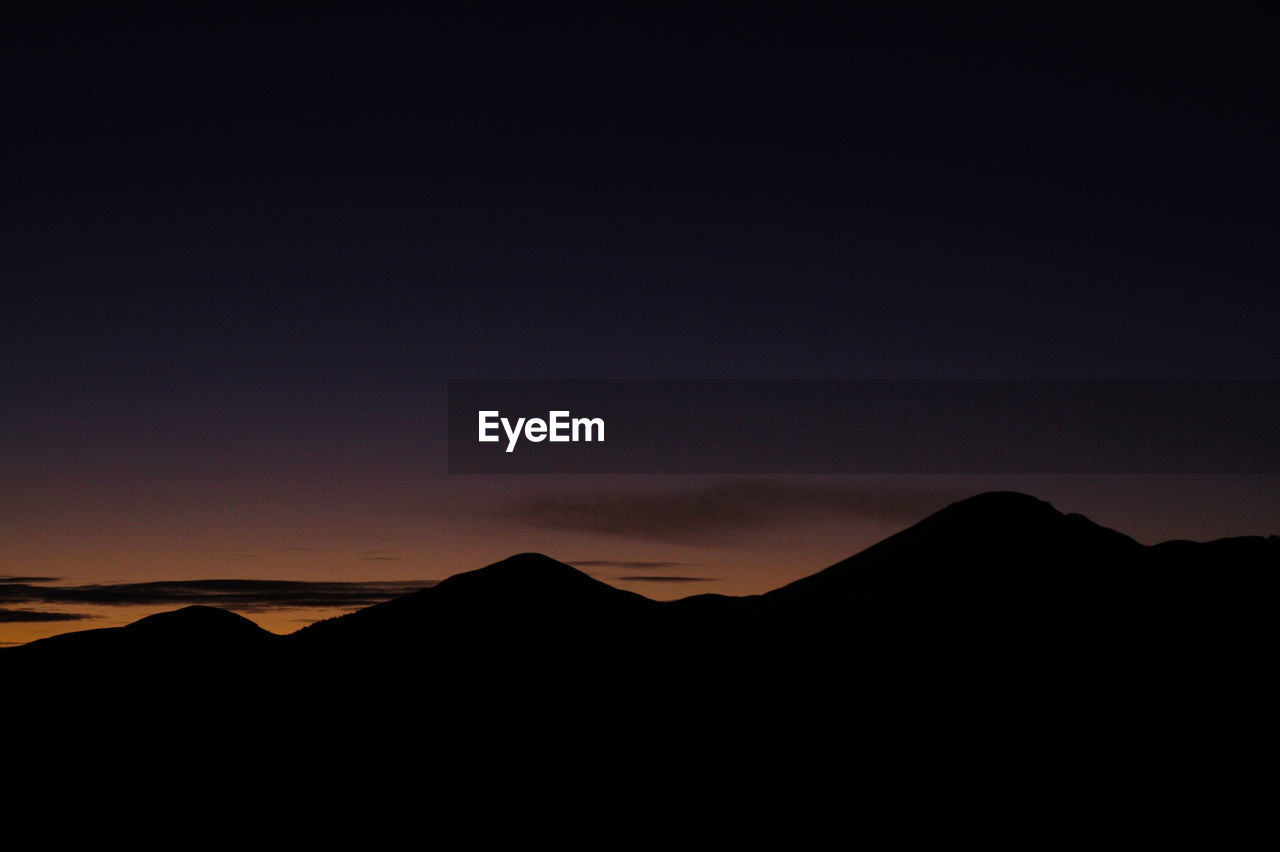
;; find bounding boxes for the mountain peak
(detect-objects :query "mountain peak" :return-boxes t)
[933,491,1060,519]
[432,552,605,594]
[295,552,655,644]
[15,604,273,657]
[124,605,271,639]
[497,552,563,564]
[765,489,1143,611]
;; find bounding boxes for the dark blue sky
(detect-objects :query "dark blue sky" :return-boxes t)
[8,5,1277,380]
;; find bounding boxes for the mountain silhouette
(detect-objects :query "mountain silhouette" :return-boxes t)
[6,492,1272,847]
[18,604,274,657]
[764,491,1148,616]
[295,552,659,651]
[5,493,1274,665]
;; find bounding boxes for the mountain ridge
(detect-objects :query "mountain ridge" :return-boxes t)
[293,551,659,648]
[4,492,1274,658]
[763,490,1150,615]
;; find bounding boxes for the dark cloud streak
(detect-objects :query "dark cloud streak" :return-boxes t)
[568,560,693,570]
[615,576,719,583]
[0,608,96,623]
[0,579,436,612]
[503,480,961,544]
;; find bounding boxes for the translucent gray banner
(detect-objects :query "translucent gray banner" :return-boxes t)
[448,380,1280,474]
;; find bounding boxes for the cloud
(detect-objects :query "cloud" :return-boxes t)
[568,560,717,583]
[0,608,96,623]
[0,579,436,612]
[568,560,694,570]
[0,576,59,584]
[614,576,719,583]
[499,479,960,544]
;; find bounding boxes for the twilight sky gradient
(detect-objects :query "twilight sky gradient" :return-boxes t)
[4,6,1277,643]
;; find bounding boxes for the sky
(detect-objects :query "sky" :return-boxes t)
[4,5,1277,643]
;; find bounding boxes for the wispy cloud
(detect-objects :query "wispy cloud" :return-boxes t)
[568,560,694,570]
[568,559,717,583]
[0,579,435,612]
[500,479,959,544]
[0,608,96,623]
[614,576,719,583]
